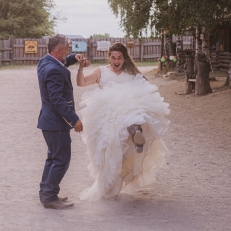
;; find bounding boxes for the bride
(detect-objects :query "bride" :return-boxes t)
[76,42,170,202]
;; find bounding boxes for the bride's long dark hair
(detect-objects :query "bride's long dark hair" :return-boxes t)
[108,42,142,76]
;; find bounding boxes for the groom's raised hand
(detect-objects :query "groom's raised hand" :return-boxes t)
[75,54,90,67]
[74,119,83,132]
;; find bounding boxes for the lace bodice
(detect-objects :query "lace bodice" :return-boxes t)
[98,66,143,88]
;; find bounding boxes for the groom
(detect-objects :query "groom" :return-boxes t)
[37,34,89,209]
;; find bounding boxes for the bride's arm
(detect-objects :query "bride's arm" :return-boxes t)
[77,67,101,87]
[76,54,100,87]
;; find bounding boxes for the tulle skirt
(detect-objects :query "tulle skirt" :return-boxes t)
[78,78,170,202]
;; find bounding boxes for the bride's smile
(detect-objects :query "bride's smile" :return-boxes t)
[109,51,124,74]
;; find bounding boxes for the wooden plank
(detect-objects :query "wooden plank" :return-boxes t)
[0,48,12,51]
[218,59,231,64]
[183,41,192,45]
[140,40,144,61]
[220,68,229,72]
[143,42,162,46]
[3,43,10,62]
[143,54,161,58]
[12,44,47,48]
[218,56,231,59]
[1,59,12,62]
[218,52,231,55]
[13,57,41,61]
[219,63,230,68]
[188,79,196,82]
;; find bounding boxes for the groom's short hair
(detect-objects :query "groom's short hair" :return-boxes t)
[48,34,67,53]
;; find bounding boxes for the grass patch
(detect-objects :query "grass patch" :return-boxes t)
[135,61,158,66]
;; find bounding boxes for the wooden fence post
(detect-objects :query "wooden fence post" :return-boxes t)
[140,39,144,62]
[88,36,93,62]
[0,40,3,66]
[160,32,164,70]
[9,35,14,63]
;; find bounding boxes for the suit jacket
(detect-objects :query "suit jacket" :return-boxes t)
[37,54,79,131]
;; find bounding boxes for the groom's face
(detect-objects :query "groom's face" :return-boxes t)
[59,40,69,64]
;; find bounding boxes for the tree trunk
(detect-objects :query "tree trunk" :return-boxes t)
[160,30,164,71]
[176,35,183,51]
[201,27,216,80]
[225,63,231,88]
[164,34,173,67]
[195,27,202,55]
[185,52,195,93]
[161,32,174,71]
[201,27,210,57]
[175,35,184,73]
[195,54,212,95]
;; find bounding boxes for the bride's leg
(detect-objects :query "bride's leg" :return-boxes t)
[127,124,145,153]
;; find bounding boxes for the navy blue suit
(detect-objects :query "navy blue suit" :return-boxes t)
[37,54,78,202]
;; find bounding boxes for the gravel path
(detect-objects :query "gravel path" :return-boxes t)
[0,64,230,231]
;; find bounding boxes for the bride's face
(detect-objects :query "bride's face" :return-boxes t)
[109,51,125,72]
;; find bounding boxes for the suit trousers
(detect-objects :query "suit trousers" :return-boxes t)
[40,130,71,203]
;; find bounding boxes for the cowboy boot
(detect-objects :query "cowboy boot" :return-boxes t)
[127,124,145,153]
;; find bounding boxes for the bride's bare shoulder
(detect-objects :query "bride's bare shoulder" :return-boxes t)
[98,65,110,71]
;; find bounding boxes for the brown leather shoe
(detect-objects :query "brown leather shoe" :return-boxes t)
[43,200,74,210]
[40,196,68,205]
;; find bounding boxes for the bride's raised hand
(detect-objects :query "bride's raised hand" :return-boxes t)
[75,54,90,68]
[76,54,84,68]
[84,59,91,67]
[75,53,82,62]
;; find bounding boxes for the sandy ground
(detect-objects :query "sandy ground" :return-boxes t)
[0,63,231,231]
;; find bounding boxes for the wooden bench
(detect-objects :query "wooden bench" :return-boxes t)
[186,78,196,93]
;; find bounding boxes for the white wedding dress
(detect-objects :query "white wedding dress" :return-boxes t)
[78,66,170,202]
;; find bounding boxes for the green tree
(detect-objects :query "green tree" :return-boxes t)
[91,33,110,38]
[0,0,65,39]
[108,0,231,38]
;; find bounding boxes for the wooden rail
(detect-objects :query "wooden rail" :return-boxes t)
[210,52,231,72]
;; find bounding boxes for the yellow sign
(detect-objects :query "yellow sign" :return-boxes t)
[25,41,38,53]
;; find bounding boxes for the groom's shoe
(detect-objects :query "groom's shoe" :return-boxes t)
[40,196,68,205]
[43,200,74,210]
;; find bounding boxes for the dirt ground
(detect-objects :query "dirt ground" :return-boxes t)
[0,63,231,231]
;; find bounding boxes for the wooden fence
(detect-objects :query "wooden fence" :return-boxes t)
[210,51,231,72]
[0,36,193,65]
